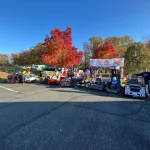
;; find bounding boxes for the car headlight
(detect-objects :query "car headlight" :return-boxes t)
[125,86,129,88]
[141,87,145,91]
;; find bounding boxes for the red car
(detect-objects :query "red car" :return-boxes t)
[48,76,65,85]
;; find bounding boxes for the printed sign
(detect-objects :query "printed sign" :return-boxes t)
[90,58,124,67]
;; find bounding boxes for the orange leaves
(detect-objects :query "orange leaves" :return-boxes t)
[11,28,83,67]
[93,42,119,59]
[42,27,83,68]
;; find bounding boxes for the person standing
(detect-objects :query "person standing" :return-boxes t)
[90,68,93,77]
[22,70,27,84]
[138,68,150,94]
[22,69,30,84]
[117,71,123,95]
[73,70,78,88]
[18,71,22,83]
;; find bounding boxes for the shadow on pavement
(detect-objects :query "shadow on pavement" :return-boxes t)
[36,83,149,101]
[0,99,150,150]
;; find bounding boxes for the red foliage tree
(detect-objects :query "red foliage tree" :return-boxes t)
[42,27,83,68]
[93,42,119,59]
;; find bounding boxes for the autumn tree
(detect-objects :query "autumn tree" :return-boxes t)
[83,36,134,61]
[28,43,46,65]
[12,50,31,66]
[11,53,20,65]
[20,50,31,65]
[0,53,9,65]
[93,42,119,59]
[12,42,46,66]
[124,42,150,74]
[81,37,103,68]
[42,27,83,68]
[89,37,103,57]
[146,40,150,50]
[104,36,134,56]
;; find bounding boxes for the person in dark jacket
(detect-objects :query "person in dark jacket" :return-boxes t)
[137,69,150,93]
[117,71,123,95]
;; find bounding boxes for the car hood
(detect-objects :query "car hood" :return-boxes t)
[126,83,146,87]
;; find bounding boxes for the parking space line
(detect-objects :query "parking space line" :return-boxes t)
[0,85,19,93]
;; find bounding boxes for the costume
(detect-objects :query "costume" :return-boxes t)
[62,68,67,77]
[22,71,30,83]
[112,77,117,89]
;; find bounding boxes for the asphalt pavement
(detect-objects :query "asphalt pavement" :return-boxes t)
[0,83,150,150]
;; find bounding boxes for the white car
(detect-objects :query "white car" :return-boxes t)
[125,76,148,98]
[24,74,36,83]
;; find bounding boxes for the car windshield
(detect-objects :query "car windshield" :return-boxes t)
[30,74,35,77]
[127,76,145,84]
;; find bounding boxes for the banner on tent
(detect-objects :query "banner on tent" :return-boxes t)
[90,58,124,67]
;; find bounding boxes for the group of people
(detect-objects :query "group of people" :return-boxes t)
[22,69,31,83]
[39,67,150,95]
[8,69,31,83]
[88,67,127,95]
[48,68,79,88]
[112,68,150,95]
[61,68,79,88]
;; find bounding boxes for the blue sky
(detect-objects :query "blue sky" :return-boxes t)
[0,0,150,54]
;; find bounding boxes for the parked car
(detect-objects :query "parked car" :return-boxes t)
[24,74,36,83]
[7,72,22,83]
[125,75,148,98]
[7,72,18,83]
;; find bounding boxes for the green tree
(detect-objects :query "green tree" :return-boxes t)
[124,42,150,75]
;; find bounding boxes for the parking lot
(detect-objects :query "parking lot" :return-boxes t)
[0,83,150,150]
